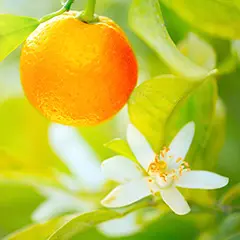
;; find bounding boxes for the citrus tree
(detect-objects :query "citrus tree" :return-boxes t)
[0,0,239,239]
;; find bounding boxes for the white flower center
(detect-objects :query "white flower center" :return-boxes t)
[147,146,191,189]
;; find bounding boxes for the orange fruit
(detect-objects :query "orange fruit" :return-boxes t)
[20,12,138,126]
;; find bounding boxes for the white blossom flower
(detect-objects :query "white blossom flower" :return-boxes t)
[32,123,158,237]
[101,122,229,215]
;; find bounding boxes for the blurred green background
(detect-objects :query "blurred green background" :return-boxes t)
[0,0,240,239]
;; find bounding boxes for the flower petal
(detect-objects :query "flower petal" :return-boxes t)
[127,124,155,170]
[98,212,140,237]
[32,198,64,222]
[176,170,229,189]
[102,156,143,183]
[168,121,195,164]
[160,187,190,215]
[49,123,104,191]
[101,178,151,208]
[32,188,94,222]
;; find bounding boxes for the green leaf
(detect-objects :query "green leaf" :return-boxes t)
[128,28,218,156]
[0,14,39,61]
[128,74,217,153]
[129,0,208,78]
[4,210,121,240]
[48,210,121,240]
[128,75,198,151]
[104,138,136,160]
[160,0,240,39]
[169,34,218,166]
[4,216,72,240]
[165,80,218,205]
[199,99,226,170]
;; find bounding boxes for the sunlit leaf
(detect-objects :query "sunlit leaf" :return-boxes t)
[175,35,218,166]
[104,139,136,160]
[160,0,240,39]
[48,210,121,240]
[5,210,121,240]
[129,0,208,78]
[0,14,39,61]
[4,216,72,240]
[128,74,215,152]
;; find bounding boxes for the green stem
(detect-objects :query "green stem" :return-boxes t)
[78,0,99,23]
[84,0,96,21]
[39,0,75,23]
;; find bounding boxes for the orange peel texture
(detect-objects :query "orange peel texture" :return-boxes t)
[20,12,138,126]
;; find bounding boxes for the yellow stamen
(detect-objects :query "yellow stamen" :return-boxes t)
[163,146,170,152]
[172,175,178,180]
[160,173,166,178]
[148,163,158,172]
[158,160,167,169]
[161,175,167,182]
[176,157,182,163]
[183,161,189,167]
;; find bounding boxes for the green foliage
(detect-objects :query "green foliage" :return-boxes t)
[129,0,208,78]
[168,34,218,167]
[104,138,136,160]
[48,210,121,240]
[5,210,121,240]
[165,78,217,165]
[0,15,39,61]
[128,0,218,155]
[0,0,239,239]
[4,216,72,240]
[160,0,240,39]
[128,75,216,152]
